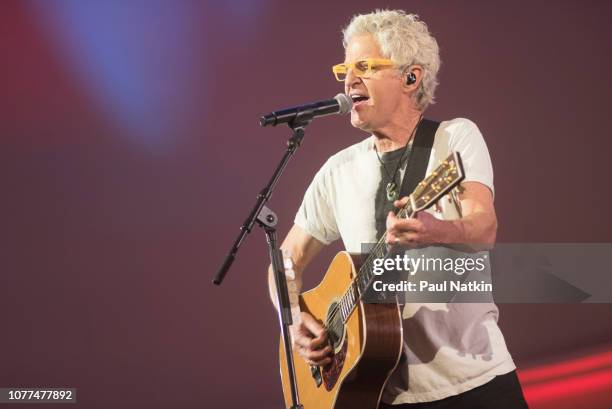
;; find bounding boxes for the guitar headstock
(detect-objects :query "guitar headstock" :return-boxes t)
[410,151,465,213]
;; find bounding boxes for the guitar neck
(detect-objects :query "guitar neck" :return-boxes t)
[334,199,416,324]
[331,151,465,325]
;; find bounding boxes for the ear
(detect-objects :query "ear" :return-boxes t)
[402,65,423,94]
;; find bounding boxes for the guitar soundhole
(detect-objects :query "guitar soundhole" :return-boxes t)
[326,301,345,352]
[322,301,348,391]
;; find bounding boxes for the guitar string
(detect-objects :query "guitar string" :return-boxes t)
[322,138,419,328]
[323,180,430,330]
[324,204,413,328]
[321,157,457,333]
[324,159,453,327]
[322,203,414,330]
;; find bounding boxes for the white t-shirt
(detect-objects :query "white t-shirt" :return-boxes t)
[295,118,516,403]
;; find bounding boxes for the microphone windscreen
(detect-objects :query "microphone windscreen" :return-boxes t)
[334,93,353,114]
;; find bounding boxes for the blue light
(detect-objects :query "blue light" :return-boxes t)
[27,1,209,150]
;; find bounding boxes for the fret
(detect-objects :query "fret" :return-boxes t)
[372,245,381,259]
[344,296,350,319]
[362,263,372,282]
[345,241,388,323]
[376,243,386,259]
[359,273,369,294]
[344,286,353,310]
[346,297,351,318]
[344,294,349,314]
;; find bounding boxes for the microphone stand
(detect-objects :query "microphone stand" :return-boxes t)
[213,109,317,409]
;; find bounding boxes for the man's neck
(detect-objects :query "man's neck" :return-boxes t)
[372,109,423,152]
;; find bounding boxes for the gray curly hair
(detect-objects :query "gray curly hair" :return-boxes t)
[342,9,441,110]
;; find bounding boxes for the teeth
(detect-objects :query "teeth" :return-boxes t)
[351,95,369,102]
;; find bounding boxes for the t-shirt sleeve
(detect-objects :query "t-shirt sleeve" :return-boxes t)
[449,118,495,196]
[294,162,341,245]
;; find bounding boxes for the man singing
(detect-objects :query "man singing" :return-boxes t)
[269,9,528,408]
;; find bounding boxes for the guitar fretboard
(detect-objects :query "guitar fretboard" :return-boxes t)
[326,152,463,326]
[334,203,414,323]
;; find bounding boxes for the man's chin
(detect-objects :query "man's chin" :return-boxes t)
[350,116,371,132]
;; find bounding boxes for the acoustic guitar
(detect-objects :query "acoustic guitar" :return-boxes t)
[279,152,465,409]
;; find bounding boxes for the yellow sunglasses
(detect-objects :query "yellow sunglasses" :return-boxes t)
[332,58,396,81]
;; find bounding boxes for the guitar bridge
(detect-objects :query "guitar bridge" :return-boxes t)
[310,365,322,388]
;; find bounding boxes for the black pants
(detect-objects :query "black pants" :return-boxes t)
[380,370,529,409]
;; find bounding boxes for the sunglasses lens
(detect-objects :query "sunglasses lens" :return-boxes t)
[354,60,369,75]
[333,65,347,81]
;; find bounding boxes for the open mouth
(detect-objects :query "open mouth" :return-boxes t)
[351,95,369,106]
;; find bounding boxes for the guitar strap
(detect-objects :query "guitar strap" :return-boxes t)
[399,118,440,199]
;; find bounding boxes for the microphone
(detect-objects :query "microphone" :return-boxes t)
[259,93,352,127]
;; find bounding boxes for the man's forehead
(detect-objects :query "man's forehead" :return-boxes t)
[344,34,383,62]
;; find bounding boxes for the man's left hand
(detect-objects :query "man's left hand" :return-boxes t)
[385,197,447,247]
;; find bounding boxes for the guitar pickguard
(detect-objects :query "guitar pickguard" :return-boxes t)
[322,336,348,391]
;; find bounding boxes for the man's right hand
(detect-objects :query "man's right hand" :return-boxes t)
[291,312,333,366]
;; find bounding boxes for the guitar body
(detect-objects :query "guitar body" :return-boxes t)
[279,252,403,409]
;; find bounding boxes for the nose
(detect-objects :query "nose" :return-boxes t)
[344,67,362,93]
